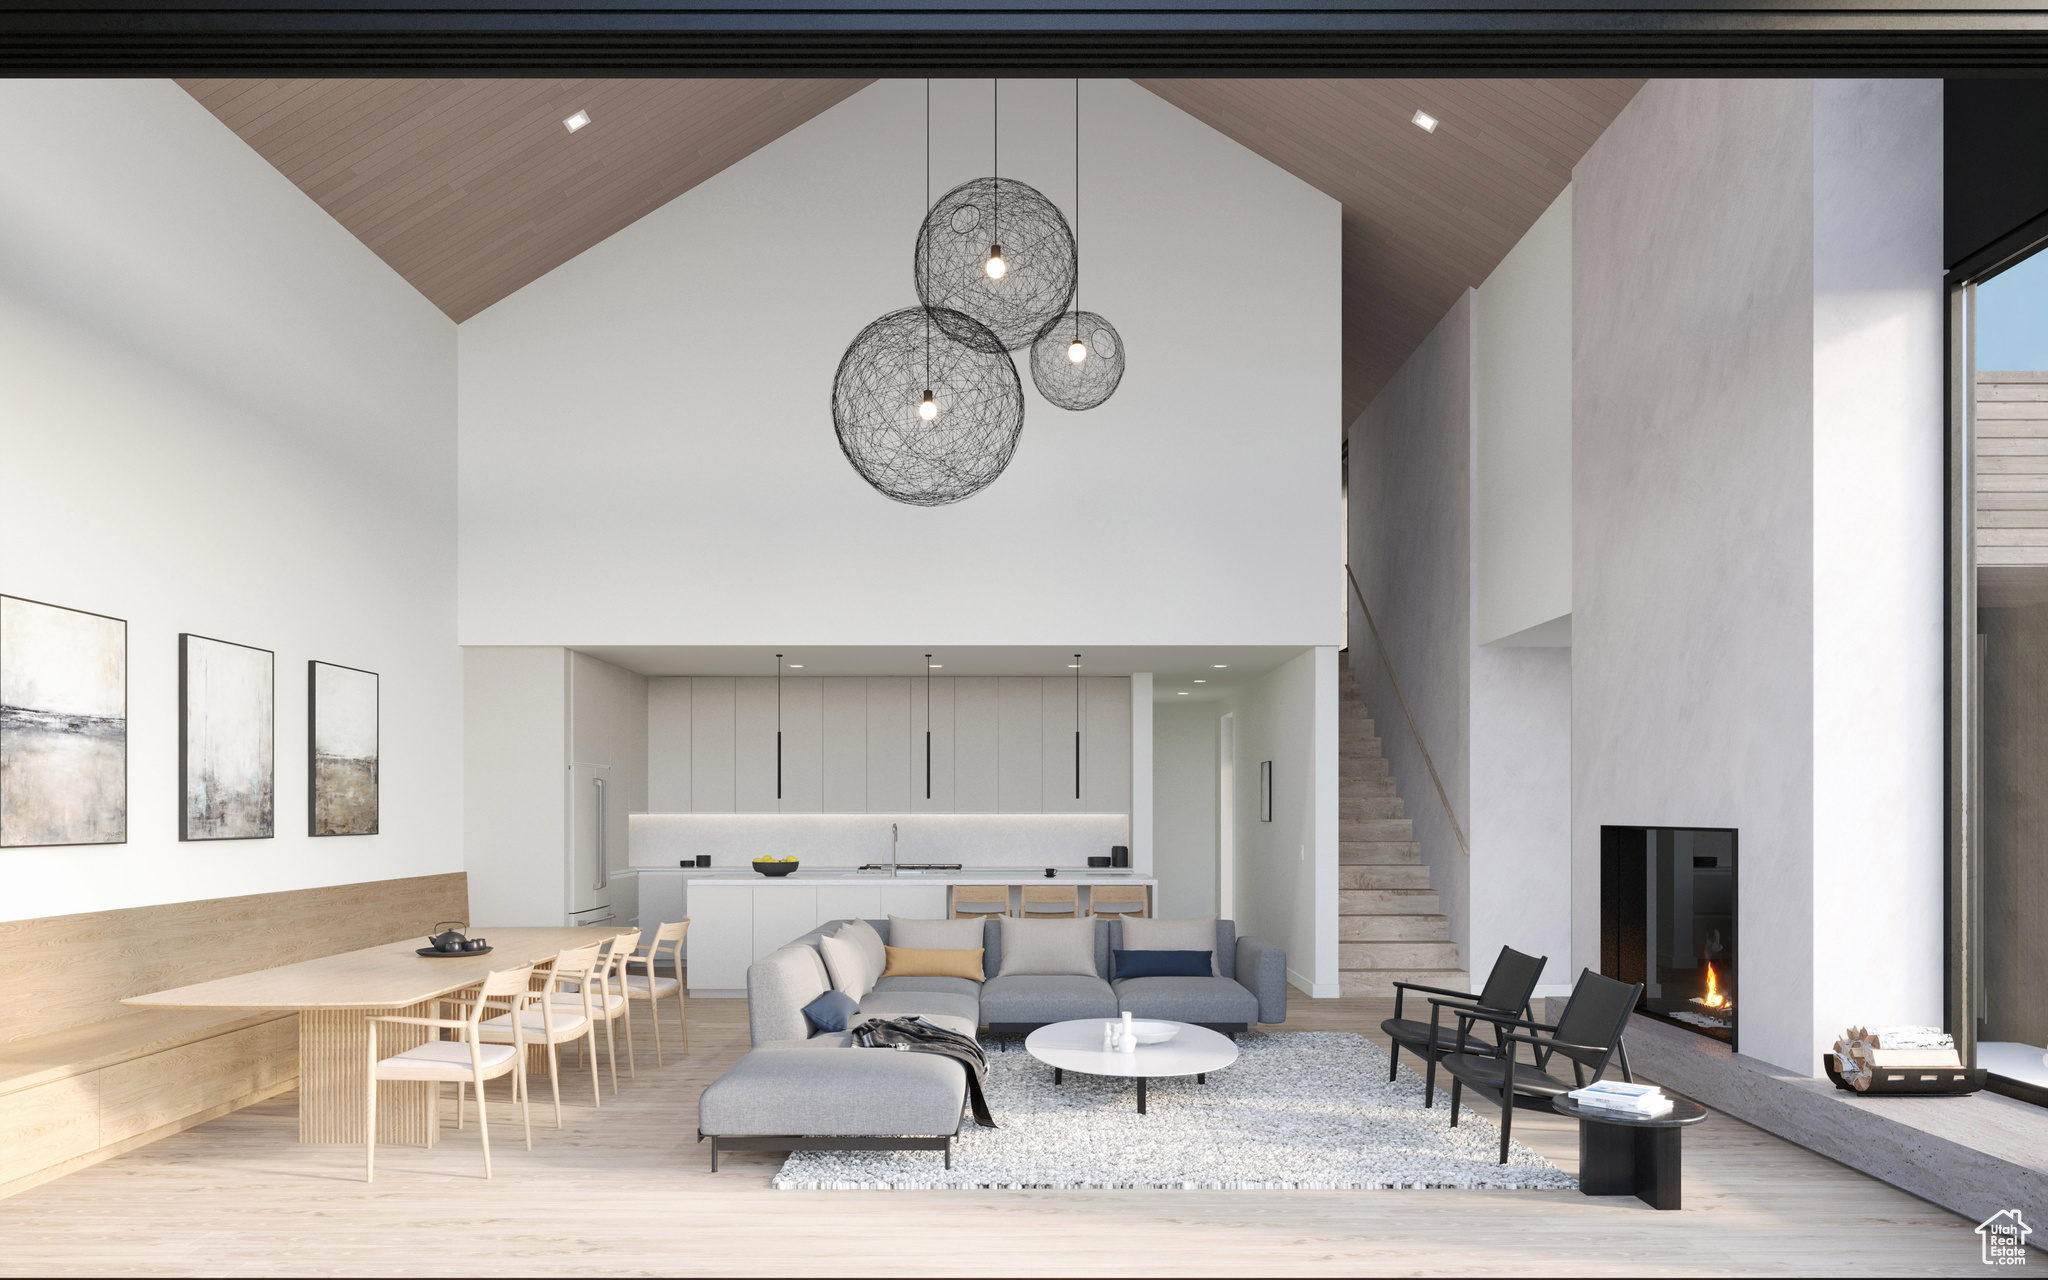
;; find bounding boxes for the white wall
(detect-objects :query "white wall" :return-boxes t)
[1468,647,1572,993]
[1572,79,1943,1073]
[1228,648,1339,995]
[1153,699,1221,918]
[456,78,1343,649]
[464,647,567,924]
[0,80,461,921]
[1476,187,1574,647]
[1348,293,1474,959]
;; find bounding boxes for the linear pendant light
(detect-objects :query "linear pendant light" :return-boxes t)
[1074,653,1083,800]
[925,653,934,801]
[775,653,783,805]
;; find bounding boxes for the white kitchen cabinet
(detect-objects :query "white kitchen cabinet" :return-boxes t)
[1084,676,1133,813]
[777,676,824,812]
[878,882,948,919]
[998,678,1044,812]
[690,677,736,812]
[817,883,883,922]
[735,676,778,813]
[751,886,819,961]
[952,677,999,812]
[1041,675,1083,814]
[865,677,912,813]
[686,882,754,990]
[820,677,867,812]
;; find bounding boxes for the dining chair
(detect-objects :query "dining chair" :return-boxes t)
[1019,885,1081,918]
[950,884,1012,919]
[365,963,535,1182]
[1086,885,1150,919]
[623,919,690,1063]
[552,929,640,1092]
[479,941,603,1125]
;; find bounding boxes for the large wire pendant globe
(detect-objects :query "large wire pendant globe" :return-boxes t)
[1030,311,1126,411]
[914,177,1077,353]
[832,307,1025,507]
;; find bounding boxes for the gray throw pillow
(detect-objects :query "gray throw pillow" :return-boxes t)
[818,931,872,1000]
[1121,916,1220,975]
[837,918,887,985]
[802,988,861,1033]
[996,916,1099,978]
[889,915,986,951]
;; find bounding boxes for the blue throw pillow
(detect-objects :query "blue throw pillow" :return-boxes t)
[802,988,861,1032]
[1113,949,1213,979]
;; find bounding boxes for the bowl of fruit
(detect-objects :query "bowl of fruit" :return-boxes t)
[751,856,800,877]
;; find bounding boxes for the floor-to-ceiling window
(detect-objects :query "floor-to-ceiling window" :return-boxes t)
[1960,251,2048,1098]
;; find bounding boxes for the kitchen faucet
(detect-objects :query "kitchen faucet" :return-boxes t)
[890,822,899,878]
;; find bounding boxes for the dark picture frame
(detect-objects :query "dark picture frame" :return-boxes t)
[1259,760,1273,823]
[0,594,128,848]
[179,633,275,841]
[309,660,379,836]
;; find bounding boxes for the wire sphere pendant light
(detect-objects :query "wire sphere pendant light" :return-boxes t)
[1031,311,1126,409]
[832,305,1025,506]
[916,176,1077,353]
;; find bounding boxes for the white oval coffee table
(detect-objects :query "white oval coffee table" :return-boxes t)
[1024,1019,1239,1114]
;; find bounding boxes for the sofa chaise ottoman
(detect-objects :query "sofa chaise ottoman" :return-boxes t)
[696,1040,966,1170]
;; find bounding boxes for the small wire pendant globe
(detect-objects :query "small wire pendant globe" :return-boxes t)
[1029,311,1126,411]
[832,306,1025,507]
[915,177,1077,353]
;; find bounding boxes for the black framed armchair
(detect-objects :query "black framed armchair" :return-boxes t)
[1379,945,1546,1107]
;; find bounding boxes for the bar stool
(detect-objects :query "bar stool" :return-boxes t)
[1087,884,1151,918]
[950,884,1013,919]
[1020,885,1081,918]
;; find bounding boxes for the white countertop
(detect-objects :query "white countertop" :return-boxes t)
[630,867,1153,886]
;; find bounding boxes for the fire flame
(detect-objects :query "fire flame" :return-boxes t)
[1702,962,1727,1009]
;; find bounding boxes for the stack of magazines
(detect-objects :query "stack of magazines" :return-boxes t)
[1567,1080,1673,1117]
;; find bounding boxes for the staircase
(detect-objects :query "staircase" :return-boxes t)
[1339,662,1467,995]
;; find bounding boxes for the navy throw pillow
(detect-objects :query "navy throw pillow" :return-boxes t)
[1113,949,1213,979]
[802,988,861,1033]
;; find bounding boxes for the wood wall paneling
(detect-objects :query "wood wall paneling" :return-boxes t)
[94,1019,298,1145]
[0,1077,99,1186]
[997,678,1045,813]
[776,677,824,813]
[951,678,1000,813]
[1084,676,1135,814]
[689,678,736,813]
[1041,676,1084,814]
[864,678,913,814]
[908,676,954,813]
[646,679,693,811]
[0,873,469,1046]
[819,678,868,813]
[734,677,778,813]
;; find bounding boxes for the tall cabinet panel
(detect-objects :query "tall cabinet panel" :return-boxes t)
[777,676,824,812]
[820,677,867,812]
[865,677,913,814]
[1041,675,1084,813]
[647,678,692,811]
[952,677,1000,813]
[909,676,954,812]
[997,677,1044,812]
[734,676,778,812]
[1083,676,1133,813]
[690,677,736,812]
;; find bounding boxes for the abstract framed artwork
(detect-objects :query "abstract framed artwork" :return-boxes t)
[0,595,127,847]
[1259,760,1273,823]
[180,633,274,840]
[309,660,378,836]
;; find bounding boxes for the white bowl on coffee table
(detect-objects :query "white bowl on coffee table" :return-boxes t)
[1127,1019,1179,1044]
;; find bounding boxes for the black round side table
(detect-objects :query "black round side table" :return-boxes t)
[1550,1093,1709,1210]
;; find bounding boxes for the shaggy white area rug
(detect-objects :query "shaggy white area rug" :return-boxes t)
[772,1030,1578,1191]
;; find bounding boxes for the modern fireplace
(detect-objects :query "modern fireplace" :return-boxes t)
[1600,826,1738,1048]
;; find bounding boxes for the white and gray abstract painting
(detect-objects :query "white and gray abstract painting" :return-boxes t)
[0,596,127,847]
[181,634,273,840]
[310,661,377,836]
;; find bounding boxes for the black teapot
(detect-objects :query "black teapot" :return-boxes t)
[428,921,470,953]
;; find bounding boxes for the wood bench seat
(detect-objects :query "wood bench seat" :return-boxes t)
[0,873,466,1199]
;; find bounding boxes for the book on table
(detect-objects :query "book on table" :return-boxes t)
[1568,1080,1674,1117]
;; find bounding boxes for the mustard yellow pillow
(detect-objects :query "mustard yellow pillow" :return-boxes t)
[881,945,985,982]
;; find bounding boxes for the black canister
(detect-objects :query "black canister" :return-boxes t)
[1110,845,1130,868]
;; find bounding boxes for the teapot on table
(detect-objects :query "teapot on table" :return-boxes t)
[428,921,471,953]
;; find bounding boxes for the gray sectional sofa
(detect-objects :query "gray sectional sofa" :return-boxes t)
[697,915,1287,1167]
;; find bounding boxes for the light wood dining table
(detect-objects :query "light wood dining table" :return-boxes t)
[123,926,613,1146]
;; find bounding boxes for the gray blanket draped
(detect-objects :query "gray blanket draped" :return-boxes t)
[850,1016,997,1129]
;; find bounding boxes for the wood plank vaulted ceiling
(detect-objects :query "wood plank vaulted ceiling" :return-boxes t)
[183,77,1640,424]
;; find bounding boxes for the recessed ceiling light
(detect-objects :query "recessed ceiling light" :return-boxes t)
[788,664,802,668]
[929,664,943,669]
[1067,664,1081,668]
[564,110,592,133]
[1212,664,1228,669]
[1411,109,1439,134]
[1178,691,1190,695]
[1194,679,1206,683]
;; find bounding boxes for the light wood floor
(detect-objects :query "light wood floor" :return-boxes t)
[0,996,1987,1277]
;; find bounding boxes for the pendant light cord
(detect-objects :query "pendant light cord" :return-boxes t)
[1075,78,1082,333]
[923,79,931,391]
[993,78,1001,245]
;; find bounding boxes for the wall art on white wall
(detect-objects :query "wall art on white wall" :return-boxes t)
[180,633,274,840]
[1259,760,1273,823]
[0,595,127,847]
[309,660,378,836]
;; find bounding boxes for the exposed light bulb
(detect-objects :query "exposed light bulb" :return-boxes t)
[918,390,938,421]
[1067,339,1088,364]
[985,246,1007,279]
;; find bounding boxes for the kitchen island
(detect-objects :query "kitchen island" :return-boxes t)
[648,868,1158,994]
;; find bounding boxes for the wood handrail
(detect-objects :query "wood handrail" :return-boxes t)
[1344,564,1471,859]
